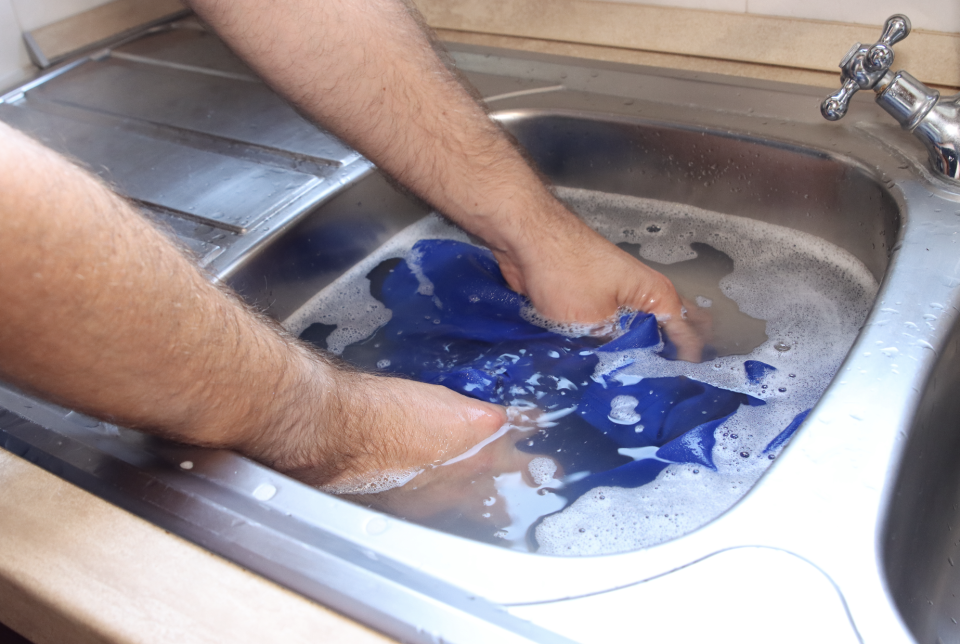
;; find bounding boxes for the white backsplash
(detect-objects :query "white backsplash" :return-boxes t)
[1,0,957,93]
[603,0,960,34]
[11,0,112,31]
[0,0,113,89]
[0,0,28,89]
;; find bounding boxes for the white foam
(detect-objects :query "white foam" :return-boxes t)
[283,189,878,556]
[528,457,559,486]
[535,464,747,555]
[520,306,620,338]
[283,215,470,353]
[318,467,423,495]
[608,395,642,425]
[533,187,877,555]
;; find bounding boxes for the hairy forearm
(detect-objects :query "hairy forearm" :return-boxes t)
[186,0,560,255]
[0,123,506,483]
[188,0,703,354]
[0,123,331,454]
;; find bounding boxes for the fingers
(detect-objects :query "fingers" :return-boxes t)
[277,374,507,491]
[661,316,706,363]
[346,420,555,522]
[642,279,703,363]
[615,257,708,363]
[367,378,507,475]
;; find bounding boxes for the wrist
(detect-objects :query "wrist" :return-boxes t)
[482,194,593,294]
[231,344,345,474]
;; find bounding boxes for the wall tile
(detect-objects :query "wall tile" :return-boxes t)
[599,0,958,34]
[0,0,30,89]
[11,0,114,32]
[602,0,746,13]
[747,0,958,34]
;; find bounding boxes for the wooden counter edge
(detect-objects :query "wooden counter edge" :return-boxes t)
[0,450,393,644]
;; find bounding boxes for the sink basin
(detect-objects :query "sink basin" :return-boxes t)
[500,109,897,279]
[2,19,959,643]
[230,108,898,333]
[232,106,897,556]
[885,318,960,641]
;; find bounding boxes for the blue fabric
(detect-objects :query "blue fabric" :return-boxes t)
[763,409,812,455]
[744,359,777,384]
[335,239,774,501]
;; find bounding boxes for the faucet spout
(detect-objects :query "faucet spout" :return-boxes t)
[821,15,960,183]
[876,71,960,180]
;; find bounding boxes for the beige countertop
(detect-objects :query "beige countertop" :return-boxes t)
[417,0,960,92]
[0,450,393,644]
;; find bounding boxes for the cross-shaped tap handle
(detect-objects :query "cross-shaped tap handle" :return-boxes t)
[821,15,912,121]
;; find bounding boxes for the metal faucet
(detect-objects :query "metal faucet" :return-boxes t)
[821,14,960,182]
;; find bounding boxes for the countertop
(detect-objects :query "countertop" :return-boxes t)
[0,449,393,643]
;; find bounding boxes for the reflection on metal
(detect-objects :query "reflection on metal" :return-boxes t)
[0,20,369,276]
[2,17,960,644]
[822,14,960,182]
[108,50,260,82]
[484,84,566,104]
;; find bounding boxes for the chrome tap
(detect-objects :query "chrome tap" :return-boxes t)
[822,14,960,182]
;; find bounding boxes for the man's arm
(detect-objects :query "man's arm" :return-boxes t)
[187,0,704,359]
[0,123,506,488]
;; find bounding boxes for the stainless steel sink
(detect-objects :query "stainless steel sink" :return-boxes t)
[230,108,898,324]
[2,18,959,644]
[885,319,960,643]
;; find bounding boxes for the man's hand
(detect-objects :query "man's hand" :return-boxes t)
[247,369,507,491]
[0,0,708,498]
[343,415,547,525]
[491,200,707,361]
[0,122,505,489]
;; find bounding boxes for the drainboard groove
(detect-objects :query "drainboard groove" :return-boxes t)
[14,95,348,177]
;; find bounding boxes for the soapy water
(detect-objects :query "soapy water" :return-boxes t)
[285,187,877,555]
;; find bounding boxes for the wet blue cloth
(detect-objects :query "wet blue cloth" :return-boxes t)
[745,360,777,384]
[763,409,811,454]
[332,239,770,500]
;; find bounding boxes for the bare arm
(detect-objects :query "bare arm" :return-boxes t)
[188,0,704,359]
[0,123,505,487]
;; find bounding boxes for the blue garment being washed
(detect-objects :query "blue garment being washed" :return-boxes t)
[327,239,775,501]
